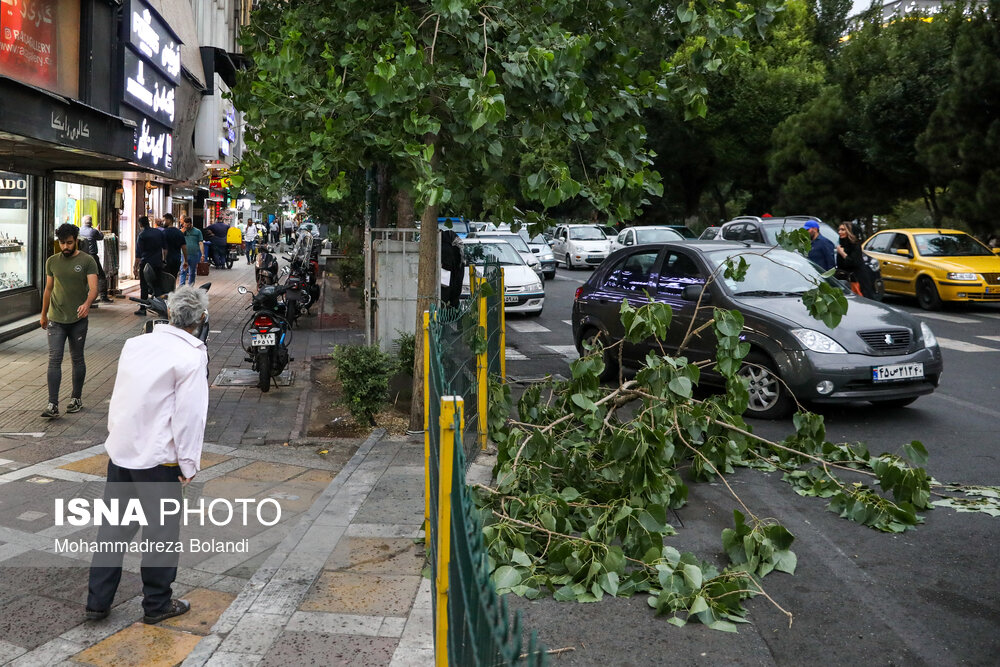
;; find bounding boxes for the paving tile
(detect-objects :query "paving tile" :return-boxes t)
[0,639,28,663]
[389,645,435,666]
[0,594,85,650]
[73,622,202,666]
[204,650,263,666]
[42,568,143,607]
[201,477,276,501]
[217,612,284,655]
[159,587,236,636]
[261,631,397,667]
[289,468,335,485]
[285,610,384,636]
[325,537,424,575]
[9,637,86,667]
[200,452,232,470]
[228,461,308,483]
[58,454,109,476]
[256,481,323,515]
[299,572,421,616]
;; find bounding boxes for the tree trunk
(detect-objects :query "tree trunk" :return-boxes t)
[396,188,416,229]
[409,134,440,431]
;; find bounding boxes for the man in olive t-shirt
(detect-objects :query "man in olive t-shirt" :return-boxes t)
[40,223,98,419]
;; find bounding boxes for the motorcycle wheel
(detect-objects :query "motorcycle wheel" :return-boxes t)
[226,257,234,269]
[257,350,271,392]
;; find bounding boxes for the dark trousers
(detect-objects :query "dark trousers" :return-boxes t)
[139,261,163,301]
[164,257,181,292]
[89,253,108,298]
[211,243,226,267]
[87,461,182,615]
[46,318,88,405]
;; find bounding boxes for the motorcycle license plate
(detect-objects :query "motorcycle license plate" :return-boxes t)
[251,333,276,346]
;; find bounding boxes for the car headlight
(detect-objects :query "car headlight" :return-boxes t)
[541,252,553,261]
[920,321,938,348]
[792,328,847,354]
[947,272,979,281]
[526,281,543,292]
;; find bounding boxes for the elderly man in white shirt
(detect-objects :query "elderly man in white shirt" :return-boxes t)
[86,286,209,625]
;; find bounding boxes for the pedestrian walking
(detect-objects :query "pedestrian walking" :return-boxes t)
[803,220,836,272]
[85,286,209,625]
[244,220,259,263]
[134,216,165,315]
[179,216,204,286]
[283,216,294,245]
[161,213,186,288]
[269,218,280,244]
[40,223,98,419]
[78,215,112,304]
[836,222,875,298]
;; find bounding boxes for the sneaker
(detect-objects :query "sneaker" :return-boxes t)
[100,296,113,303]
[41,403,59,419]
[134,308,147,316]
[85,608,109,621]
[66,398,83,414]
[143,599,190,625]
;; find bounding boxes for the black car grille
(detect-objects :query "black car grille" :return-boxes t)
[858,328,911,353]
[980,273,1000,285]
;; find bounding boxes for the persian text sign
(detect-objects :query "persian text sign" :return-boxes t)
[0,0,56,89]
[123,48,176,126]
[127,0,180,83]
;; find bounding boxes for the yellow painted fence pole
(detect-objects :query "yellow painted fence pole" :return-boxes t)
[435,396,463,667]
[476,273,488,451]
[499,267,506,381]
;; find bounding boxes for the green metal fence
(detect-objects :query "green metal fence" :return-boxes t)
[424,261,547,666]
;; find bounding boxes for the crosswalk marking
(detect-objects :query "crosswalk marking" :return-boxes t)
[978,313,1000,320]
[505,348,528,360]
[915,312,980,324]
[936,337,1000,353]
[543,344,579,360]
[977,335,1000,343]
[562,320,573,326]
[507,321,550,333]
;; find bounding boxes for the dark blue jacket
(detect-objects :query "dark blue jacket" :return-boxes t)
[136,227,164,267]
[808,235,836,272]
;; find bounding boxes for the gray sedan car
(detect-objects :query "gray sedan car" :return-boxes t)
[571,241,943,418]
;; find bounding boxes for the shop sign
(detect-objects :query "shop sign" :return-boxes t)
[129,114,173,171]
[0,171,29,209]
[127,0,180,84]
[219,104,237,158]
[123,48,175,127]
[0,0,81,98]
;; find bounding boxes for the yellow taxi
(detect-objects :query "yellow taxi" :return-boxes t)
[862,228,1000,309]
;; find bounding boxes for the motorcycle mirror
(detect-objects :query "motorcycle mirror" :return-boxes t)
[237,285,248,294]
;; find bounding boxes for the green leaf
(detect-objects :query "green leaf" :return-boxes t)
[492,565,522,591]
[511,549,532,567]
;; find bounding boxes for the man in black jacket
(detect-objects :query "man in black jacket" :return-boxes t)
[78,216,112,303]
[134,216,165,315]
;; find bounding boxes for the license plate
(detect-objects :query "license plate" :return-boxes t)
[872,362,923,383]
[504,295,519,304]
[588,254,604,260]
[987,287,1000,294]
[251,333,276,346]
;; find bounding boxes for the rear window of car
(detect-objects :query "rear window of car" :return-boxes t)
[602,250,659,291]
[439,219,470,235]
[635,228,683,244]
[479,234,530,252]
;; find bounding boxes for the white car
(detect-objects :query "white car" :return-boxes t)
[460,239,544,315]
[469,232,545,280]
[552,224,612,269]
[609,226,686,253]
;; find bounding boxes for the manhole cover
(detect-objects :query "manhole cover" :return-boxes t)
[213,368,295,387]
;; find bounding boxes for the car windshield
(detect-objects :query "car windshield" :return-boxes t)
[462,242,524,266]
[439,219,470,235]
[635,228,683,244]
[479,235,530,253]
[913,233,993,257]
[569,226,606,240]
[706,248,828,295]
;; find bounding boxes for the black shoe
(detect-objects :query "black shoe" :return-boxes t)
[134,308,147,316]
[85,608,109,621]
[143,599,190,625]
[100,296,113,303]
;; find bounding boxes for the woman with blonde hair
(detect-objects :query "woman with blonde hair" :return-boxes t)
[835,222,875,298]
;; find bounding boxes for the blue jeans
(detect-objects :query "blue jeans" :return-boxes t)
[47,318,88,405]
[245,239,257,262]
[180,250,200,285]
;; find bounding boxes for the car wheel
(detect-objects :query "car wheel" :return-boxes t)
[565,254,574,270]
[871,277,885,302]
[737,352,792,419]
[545,271,556,280]
[916,276,942,310]
[869,397,918,408]
[580,327,617,381]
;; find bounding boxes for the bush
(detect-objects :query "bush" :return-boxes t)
[395,331,415,376]
[331,344,397,426]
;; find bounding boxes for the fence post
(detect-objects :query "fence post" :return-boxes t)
[499,267,506,381]
[436,396,463,667]
[476,273,488,451]
[422,310,431,537]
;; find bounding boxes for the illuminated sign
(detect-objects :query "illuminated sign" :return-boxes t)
[127,0,181,83]
[123,49,175,126]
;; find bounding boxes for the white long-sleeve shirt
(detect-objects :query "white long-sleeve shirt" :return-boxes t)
[105,324,208,479]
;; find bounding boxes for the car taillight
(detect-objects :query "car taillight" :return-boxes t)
[253,315,274,328]
[574,286,584,300]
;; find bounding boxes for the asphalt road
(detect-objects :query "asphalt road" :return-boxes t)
[497,265,1000,665]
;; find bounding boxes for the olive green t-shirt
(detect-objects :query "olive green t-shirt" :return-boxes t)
[46,251,98,324]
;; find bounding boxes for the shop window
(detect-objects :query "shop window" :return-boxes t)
[0,171,31,292]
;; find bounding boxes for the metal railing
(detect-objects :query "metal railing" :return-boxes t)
[423,261,546,666]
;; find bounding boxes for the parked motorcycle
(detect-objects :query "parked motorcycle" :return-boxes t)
[255,242,280,289]
[283,232,320,316]
[129,282,212,340]
[238,284,293,392]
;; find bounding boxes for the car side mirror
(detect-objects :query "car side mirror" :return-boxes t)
[894,248,912,257]
[623,238,632,246]
[681,284,708,302]
[532,247,539,253]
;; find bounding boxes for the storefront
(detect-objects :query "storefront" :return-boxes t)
[0,173,32,294]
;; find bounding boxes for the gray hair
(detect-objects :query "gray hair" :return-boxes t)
[82,215,93,226]
[167,286,209,330]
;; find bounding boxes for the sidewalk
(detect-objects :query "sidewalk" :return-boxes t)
[0,260,433,666]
